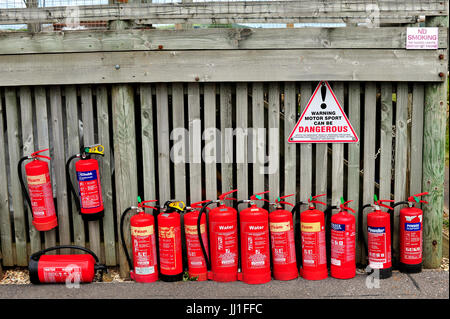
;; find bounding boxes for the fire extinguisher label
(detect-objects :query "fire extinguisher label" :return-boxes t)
[76,170,102,209]
[185,224,209,268]
[243,222,269,269]
[42,266,81,283]
[159,226,181,271]
[131,225,157,275]
[301,222,326,267]
[331,222,355,266]
[402,221,422,261]
[405,222,421,231]
[27,173,56,218]
[270,222,295,264]
[213,222,237,267]
[368,226,389,269]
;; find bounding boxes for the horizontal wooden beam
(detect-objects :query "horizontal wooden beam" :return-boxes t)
[0,27,447,55]
[0,49,446,86]
[0,1,447,25]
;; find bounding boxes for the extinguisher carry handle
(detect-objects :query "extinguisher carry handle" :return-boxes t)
[18,156,33,214]
[66,154,81,212]
[30,245,100,263]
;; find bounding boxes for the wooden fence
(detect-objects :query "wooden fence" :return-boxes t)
[0,0,448,276]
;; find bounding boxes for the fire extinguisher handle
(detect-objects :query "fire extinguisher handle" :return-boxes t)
[18,156,33,213]
[66,154,81,212]
[119,206,137,272]
[30,245,101,263]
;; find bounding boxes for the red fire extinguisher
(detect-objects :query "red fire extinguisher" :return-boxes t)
[157,200,185,282]
[236,191,271,284]
[120,197,159,283]
[197,189,239,282]
[393,192,428,273]
[66,144,105,221]
[359,195,395,279]
[184,200,211,281]
[29,245,106,284]
[18,148,58,231]
[330,198,356,279]
[268,194,298,281]
[296,194,329,280]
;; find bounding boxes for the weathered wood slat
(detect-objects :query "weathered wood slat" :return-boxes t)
[220,83,233,194]
[203,83,217,200]
[112,84,139,277]
[236,83,248,201]
[300,83,312,202]
[410,83,424,197]
[0,49,446,87]
[379,83,393,200]
[5,88,28,265]
[331,82,344,212]
[0,90,14,266]
[188,83,202,204]
[393,83,409,264]
[268,83,280,207]
[156,83,171,204]
[2,27,447,55]
[252,83,265,206]
[65,85,86,249]
[81,85,103,263]
[96,85,116,266]
[19,86,41,255]
[0,1,446,25]
[283,82,296,206]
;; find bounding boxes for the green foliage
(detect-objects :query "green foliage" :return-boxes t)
[182,271,198,281]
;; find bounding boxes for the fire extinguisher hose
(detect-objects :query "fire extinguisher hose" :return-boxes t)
[197,201,215,271]
[18,156,33,212]
[358,204,372,262]
[119,206,136,272]
[66,154,81,211]
[290,201,306,267]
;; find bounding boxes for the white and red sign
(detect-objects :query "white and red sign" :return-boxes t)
[288,81,358,143]
[406,27,439,50]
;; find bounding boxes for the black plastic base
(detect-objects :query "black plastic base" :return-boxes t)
[81,210,104,221]
[367,267,392,279]
[159,272,183,282]
[28,258,41,284]
[399,262,422,274]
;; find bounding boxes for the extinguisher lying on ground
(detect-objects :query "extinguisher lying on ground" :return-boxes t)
[236,191,271,284]
[29,245,106,284]
[18,148,58,231]
[197,190,239,282]
[392,192,428,273]
[157,200,185,282]
[330,198,356,279]
[120,197,159,283]
[268,194,298,281]
[184,200,211,281]
[66,144,105,221]
[359,195,395,279]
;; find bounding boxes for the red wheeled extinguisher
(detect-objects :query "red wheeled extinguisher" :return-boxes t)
[236,191,271,284]
[66,144,105,221]
[120,198,159,283]
[184,200,211,281]
[28,245,106,284]
[294,194,330,280]
[157,200,185,282]
[393,192,429,273]
[268,194,298,281]
[18,148,58,231]
[359,195,395,279]
[330,198,356,279]
[197,190,239,282]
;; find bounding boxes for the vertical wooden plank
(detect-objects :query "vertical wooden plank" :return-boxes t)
[252,83,265,205]
[347,82,361,262]
[156,83,171,204]
[362,82,377,263]
[393,83,409,264]
[236,83,249,201]
[81,85,102,262]
[220,83,233,194]
[300,83,312,202]
[188,83,202,203]
[19,87,41,254]
[379,83,393,200]
[331,82,344,211]
[268,83,280,206]
[410,83,424,196]
[203,83,217,200]
[284,82,296,206]
[141,84,157,202]
[49,86,71,253]
[35,86,56,251]
[97,85,116,266]
[5,88,27,265]
[65,85,85,249]
[112,84,138,277]
[0,90,14,266]
[422,16,447,269]
[171,83,187,203]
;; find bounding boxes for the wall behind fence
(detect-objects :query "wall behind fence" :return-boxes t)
[0,81,425,272]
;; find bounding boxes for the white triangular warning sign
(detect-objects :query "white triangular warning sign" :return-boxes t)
[288,81,358,143]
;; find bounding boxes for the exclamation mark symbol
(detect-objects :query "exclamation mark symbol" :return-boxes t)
[320,82,327,109]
